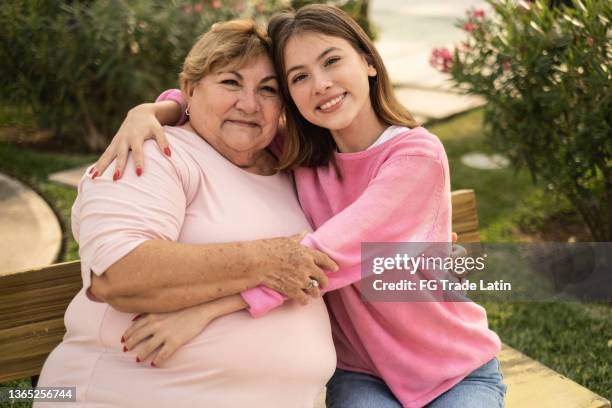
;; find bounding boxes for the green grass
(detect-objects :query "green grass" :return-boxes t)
[430,110,612,399]
[0,109,609,403]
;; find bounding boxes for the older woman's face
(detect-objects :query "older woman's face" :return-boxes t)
[187,54,282,167]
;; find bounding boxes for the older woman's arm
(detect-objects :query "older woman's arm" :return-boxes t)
[76,139,334,314]
[92,235,333,313]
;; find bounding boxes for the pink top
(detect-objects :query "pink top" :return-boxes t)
[159,90,502,407]
[40,126,336,407]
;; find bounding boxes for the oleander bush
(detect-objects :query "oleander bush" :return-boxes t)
[431,0,611,241]
[0,0,286,151]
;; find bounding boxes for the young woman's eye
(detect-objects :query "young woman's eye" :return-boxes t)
[291,73,307,84]
[221,79,239,86]
[324,57,341,67]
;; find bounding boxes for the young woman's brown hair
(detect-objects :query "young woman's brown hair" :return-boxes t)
[269,4,419,171]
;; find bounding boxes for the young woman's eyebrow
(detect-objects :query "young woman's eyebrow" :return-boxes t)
[286,47,341,77]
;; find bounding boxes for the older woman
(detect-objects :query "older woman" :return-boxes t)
[35,20,336,408]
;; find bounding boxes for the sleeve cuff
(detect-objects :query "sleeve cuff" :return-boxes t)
[240,286,285,318]
[156,89,187,126]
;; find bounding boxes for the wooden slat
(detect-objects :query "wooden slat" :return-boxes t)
[451,189,481,243]
[500,345,610,408]
[0,262,81,382]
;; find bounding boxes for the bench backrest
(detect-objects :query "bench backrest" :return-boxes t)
[0,189,480,383]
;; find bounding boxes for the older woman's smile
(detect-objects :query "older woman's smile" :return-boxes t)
[225,119,261,128]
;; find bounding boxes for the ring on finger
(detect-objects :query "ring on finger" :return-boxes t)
[306,279,319,290]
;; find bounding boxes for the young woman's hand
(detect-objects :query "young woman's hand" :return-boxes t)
[451,232,467,258]
[450,232,469,279]
[122,301,226,367]
[91,102,176,180]
[250,233,338,305]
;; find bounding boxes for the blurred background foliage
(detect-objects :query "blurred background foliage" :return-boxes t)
[0,0,374,152]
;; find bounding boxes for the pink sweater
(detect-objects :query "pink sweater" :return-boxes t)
[159,90,501,407]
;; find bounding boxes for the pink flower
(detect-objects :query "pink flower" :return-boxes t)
[463,22,476,32]
[193,2,204,13]
[503,61,511,71]
[466,8,485,19]
[587,37,594,46]
[212,0,221,10]
[429,47,453,73]
[256,2,265,13]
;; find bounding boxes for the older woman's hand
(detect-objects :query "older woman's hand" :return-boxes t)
[250,233,338,305]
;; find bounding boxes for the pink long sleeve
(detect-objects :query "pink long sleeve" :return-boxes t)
[156,89,188,125]
[241,129,450,317]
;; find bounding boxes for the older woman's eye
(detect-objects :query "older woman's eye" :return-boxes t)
[221,79,239,86]
[261,86,278,94]
[324,57,341,67]
[291,73,307,84]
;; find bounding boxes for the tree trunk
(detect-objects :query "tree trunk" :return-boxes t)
[75,91,109,151]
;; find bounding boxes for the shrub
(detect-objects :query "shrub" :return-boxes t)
[0,0,285,151]
[431,0,611,241]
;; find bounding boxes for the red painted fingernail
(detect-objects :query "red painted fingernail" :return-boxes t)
[136,357,141,363]
[132,314,142,321]
[136,167,142,177]
[92,171,99,179]
[113,170,121,181]
[164,147,171,157]
[89,167,96,175]
[121,336,125,343]
[151,362,156,367]
[123,346,128,352]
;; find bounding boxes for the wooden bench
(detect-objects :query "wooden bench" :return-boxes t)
[0,190,609,407]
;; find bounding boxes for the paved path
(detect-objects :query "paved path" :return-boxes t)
[0,173,62,275]
[372,0,488,122]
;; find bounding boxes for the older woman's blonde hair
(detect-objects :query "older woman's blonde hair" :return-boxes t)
[179,20,272,94]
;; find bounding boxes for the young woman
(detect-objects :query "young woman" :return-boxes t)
[93,5,505,408]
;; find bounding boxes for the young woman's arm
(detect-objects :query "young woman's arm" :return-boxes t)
[122,294,248,367]
[242,137,452,317]
[92,90,185,178]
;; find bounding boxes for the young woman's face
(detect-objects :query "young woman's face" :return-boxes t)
[187,54,282,167]
[283,32,376,132]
